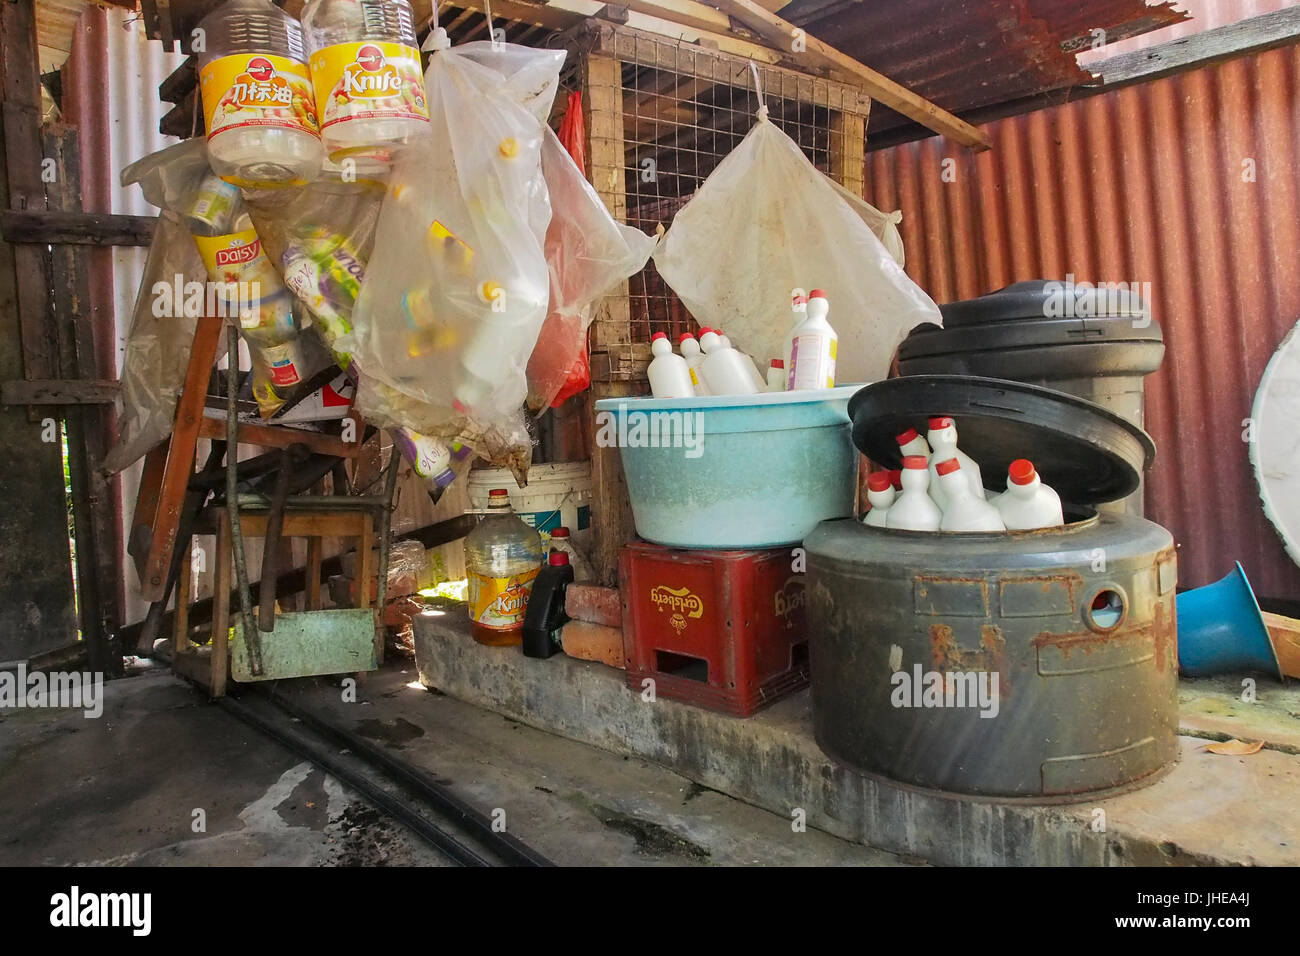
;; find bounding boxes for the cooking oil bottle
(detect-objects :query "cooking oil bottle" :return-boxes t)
[301,0,430,173]
[197,0,324,187]
[465,489,544,646]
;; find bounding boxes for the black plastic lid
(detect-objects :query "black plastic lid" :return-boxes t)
[938,279,1154,327]
[848,375,1156,505]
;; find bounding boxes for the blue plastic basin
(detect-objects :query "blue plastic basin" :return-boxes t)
[593,386,860,549]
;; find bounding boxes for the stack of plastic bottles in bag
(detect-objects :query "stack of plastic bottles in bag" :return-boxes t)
[105,0,653,497]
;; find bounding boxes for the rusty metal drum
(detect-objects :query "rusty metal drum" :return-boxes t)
[805,511,1178,801]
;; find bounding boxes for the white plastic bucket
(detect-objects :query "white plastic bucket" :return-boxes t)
[467,461,593,534]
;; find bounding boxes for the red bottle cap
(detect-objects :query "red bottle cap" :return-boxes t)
[678,332,696,344]
[935,457,961,476]
[698,327,714,335]
[550,526,570,538]
[810,289,827,298]
[929,416,954,430]
[652,331,667,341]
[548,551,570,566]
[489,489,509,497]
[895,427,919,445]
[867,471,893,492]
[1009,459,1037,485]
[889,470,903,490]
[902,455,927,470]
[770,359,785,369]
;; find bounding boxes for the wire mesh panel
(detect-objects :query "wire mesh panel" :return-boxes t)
[591,30,871,347]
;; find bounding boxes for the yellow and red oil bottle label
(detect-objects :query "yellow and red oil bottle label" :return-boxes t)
[200,54,320,140]
[468,567,540,631]
[194,228,285,326]
[309,41,428,131]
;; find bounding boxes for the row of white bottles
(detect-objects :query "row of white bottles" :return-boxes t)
[650,328,770,398]
[867,456,1063,532]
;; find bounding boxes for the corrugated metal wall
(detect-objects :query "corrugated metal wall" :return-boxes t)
[866,42,1300,598]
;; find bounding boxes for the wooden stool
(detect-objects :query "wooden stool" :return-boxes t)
[174,500,382,698]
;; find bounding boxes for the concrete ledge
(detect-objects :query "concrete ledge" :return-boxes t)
[414,612,1300,866]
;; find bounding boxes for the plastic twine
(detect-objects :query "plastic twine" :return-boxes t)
[749,61,768,121]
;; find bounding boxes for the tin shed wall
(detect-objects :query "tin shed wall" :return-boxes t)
[866,43,1300,598]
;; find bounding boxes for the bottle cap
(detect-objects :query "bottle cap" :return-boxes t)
[810,289,827,299]
[678,332,696,344]
[928,416,954,430]
[487,489,510,509]
[770,359,784,369]
[550,526,570,539]
[1009,459,1037,485]
[652,331,668,341]
[895,427,919,445]
[698,327,714,335]
[935,457,961,477]
[902,455,927,470]
[792,294,808,306]
[489,489,509,497]
[548,551,570,566]
[867,471,893,492]
[889,470,903,490]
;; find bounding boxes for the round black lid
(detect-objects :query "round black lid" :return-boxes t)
[938,279,1155,327]
[848,375,1156,505]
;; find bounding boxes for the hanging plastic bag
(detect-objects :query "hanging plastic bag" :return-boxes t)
[102,212,204,474]
[653,89,941,383]
[344,38,565,423]
[245,165,387,357]
[824,175,907,267]
[527,122,656,411]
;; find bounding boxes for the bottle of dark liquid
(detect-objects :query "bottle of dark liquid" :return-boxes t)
[522,547,574,659]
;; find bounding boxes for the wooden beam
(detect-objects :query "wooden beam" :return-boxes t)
[0,209,156,247]
[1090,5,1300,88]
[703,0,991,149]
[1,378,119,405]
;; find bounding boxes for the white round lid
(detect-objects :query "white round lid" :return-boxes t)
[1251,319,1300,568]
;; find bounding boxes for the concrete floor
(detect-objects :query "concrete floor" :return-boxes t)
[0,663,902,866]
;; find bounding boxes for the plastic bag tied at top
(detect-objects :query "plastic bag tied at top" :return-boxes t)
[345,40,566,423]
[653,92,941,383]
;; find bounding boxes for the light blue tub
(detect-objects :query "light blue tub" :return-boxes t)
[593,386,861,549]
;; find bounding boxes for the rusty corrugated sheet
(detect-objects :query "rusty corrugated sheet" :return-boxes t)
[866,41,1300,598]
[1077,0,1293,64]
[780,0,1189,130]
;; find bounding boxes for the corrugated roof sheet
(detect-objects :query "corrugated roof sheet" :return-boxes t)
[865,39,1300,598]
[780,0,1190,130]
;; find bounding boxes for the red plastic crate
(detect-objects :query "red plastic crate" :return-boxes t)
[619,540,809,717]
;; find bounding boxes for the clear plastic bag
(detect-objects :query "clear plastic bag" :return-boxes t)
[653,107,941,382]
[824,175,906,267]
[344,39,565,422]
[102,212,204,474]
[527,125,656,411]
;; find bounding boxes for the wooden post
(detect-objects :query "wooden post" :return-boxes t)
[584,52,645,586]
[829,110,867,196]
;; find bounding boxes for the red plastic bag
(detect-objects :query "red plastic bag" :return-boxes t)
[550,91,592,408]
[548,94,595,411]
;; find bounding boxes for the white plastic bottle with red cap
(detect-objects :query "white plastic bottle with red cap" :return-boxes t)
[787,289,838,391]
[678,332,710,396]
[886,456,942,531]
[647,331,696,399]
[895,427,931,461]
[935,458,1005,532]
[716,331,766,390]
[698,328,760,396]
[995,458,1064,530]
[765,359,786,391]
[863,471,896,527]
[927,416,984,509]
